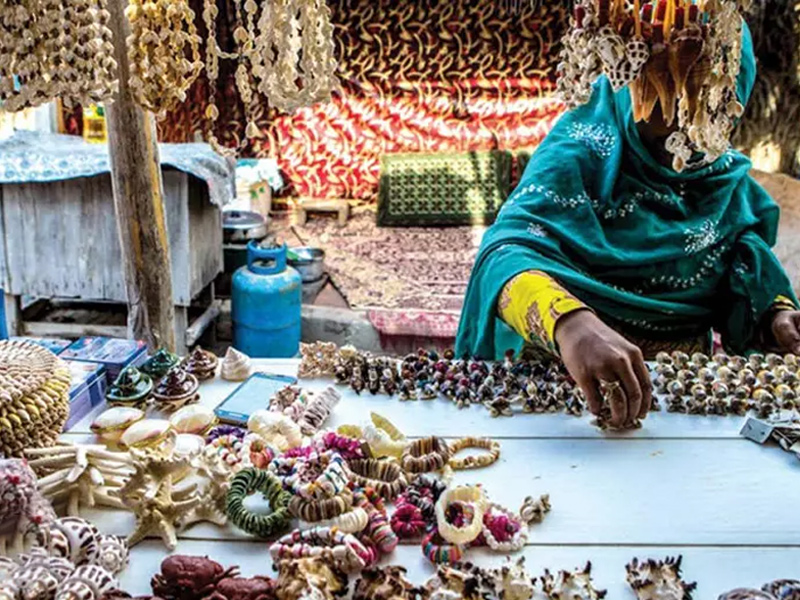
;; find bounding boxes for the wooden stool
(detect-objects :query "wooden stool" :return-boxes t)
[293,198,350,227]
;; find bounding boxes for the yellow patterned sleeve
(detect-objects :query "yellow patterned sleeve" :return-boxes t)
[772,295,797,312]
[498,270,590,348]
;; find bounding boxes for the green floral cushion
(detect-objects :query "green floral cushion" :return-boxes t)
[377,151,512,226]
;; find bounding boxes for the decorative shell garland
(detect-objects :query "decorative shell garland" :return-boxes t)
[557,0,752,172]
[0,341,71,458]
[626,555,697,600]
[0,0,118,112]
[125,0,203,117]
[220,348,253,382]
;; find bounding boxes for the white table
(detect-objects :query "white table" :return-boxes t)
[64,359,800,597]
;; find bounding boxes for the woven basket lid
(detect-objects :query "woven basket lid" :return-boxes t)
[0,340,59,402]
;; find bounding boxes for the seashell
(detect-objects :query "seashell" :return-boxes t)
[671,351,690,368]
[765,353,784,368]
[713,353,729,366]
[94,535,129,575]
[539,561,606,600]
[739,369,757,387]
[697,367,715,384]
[757,370,776,387]
[749,353,766,370]
[90,407,145,445]
[753,388,775,404]
[728,356,747,371]
[181,347,218,381]
[105,367,153,408]
[667,396,687,413]
[718,589,778,600]
[690,383,707,400]
[644,48,677,126]
[668,25,704,93]
[667,380,685,397]
[656,352,673,366]
[220,347,253,381]
[173,434,206,458]
[762,579,800,599]
[683,53,712,123]
[54,564,116,600]
[775,366,797,385]
[716,366,735,383]
[784,354,798,368]
[118,419,174,450]
[691,352,709,367]
[625,555,697,600]
[655,363,676,377]
[152,368,200,412]
[140,349,181,380]
[626,38,650,74]
[676,369,696,384]
[169,404,217,436]
[711,381,729,399]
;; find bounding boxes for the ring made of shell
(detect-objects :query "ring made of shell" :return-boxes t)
[592,380,641,431]
[152,368,200,413]
[655,351,799,419]
[24,444,134,516]
[625,555,697,600]
[125,0,203,116]
[106,367,153,409]
[181,347,219,381]
[140,350,181,381]
[0,341,72,458]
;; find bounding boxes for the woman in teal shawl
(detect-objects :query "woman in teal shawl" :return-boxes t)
[456,23,800,427]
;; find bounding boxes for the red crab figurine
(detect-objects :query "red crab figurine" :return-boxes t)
[204,577,275,600]
[151,556,240,600]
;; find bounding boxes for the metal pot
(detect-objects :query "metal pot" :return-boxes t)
[287,247,325,283]
[223,210,268,244]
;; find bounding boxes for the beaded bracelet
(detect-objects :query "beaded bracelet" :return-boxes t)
[479,503,527,552]
[390,502,427,539]
[298,506,369,534]
[289,488,354,522]
[269,526,369,572]
[422,528,463,564]
[283,451,350,500]
[347,459,408,501]
[351,484,387,514]
[352,487,398,555]
[447,437,500,470]
[401,437,451,473]
[226,467,292,538]
[435,485,488,545]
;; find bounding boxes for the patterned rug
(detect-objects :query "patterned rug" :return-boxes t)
[291,212,485,337]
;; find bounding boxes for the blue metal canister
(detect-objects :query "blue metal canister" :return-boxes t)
[232,242,302,358]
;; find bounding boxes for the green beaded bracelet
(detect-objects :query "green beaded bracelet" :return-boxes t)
[226,467,293,538]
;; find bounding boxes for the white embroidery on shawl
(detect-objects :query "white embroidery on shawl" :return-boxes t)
[568,123,617,159]
[512,183,599,209]
[637,243,729,292]
[527,223,547,237]
[684,219,720,255]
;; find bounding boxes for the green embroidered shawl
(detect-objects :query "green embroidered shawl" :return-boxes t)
[456,24,797,359]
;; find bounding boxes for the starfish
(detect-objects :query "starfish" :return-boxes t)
[127,481,201,550]
[175,453,229,529]
[118,446,191,503]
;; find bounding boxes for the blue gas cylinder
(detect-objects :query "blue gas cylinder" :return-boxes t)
[232,242,302,358]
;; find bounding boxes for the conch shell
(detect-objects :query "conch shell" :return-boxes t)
[221,347,253,382]
[630,73,660,123]
[626,556,697,600]
[669,25,705,93]
[644,47,678,126]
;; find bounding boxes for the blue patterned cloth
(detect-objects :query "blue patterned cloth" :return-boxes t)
[0,131,235,207]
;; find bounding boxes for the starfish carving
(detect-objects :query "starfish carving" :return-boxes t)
[118,446,191,503]
[176,453,229,529]
[127,482,201,550]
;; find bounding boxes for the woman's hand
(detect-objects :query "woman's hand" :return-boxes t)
[555,310,652,428]
[770,310,800,354]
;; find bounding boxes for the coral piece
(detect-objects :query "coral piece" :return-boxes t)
[539,561,607,599]
[152,369,200,413]
[275,557,348,600]
[25,445,133,516]
[151,555,239,600]
[140,350,181,381]
[0,458,56,554]
[625,556,697,600]
[181,348,218,381]
[220,348,253,382]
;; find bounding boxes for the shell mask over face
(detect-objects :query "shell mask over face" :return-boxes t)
[557,0,753,172]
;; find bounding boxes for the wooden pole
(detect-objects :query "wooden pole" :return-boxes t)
[104,0,177,352]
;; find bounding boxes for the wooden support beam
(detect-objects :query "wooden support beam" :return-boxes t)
[105,0,176,352]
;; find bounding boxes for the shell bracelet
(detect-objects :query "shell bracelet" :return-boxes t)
[447,437,501,470]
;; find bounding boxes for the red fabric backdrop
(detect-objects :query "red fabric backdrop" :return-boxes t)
[66,1,569,201]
